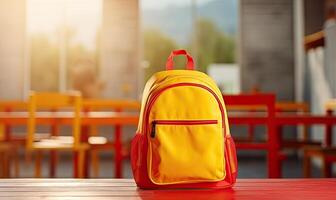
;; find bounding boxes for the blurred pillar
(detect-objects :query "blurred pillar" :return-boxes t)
[294,0,305,102]
[100,0,140,99]
[0,0,26,100]
[239,0,294,100]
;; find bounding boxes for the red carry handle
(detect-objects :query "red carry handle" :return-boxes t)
[165,49,194,70]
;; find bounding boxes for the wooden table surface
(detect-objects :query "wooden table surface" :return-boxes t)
[0,179,335,200]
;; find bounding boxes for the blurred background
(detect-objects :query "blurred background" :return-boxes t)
[0,0,336,179]
[1,0,239,99]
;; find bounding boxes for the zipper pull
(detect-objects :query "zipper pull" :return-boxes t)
[150,121,156,138]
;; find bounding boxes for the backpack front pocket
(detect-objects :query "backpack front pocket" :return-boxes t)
[148,119,225,185]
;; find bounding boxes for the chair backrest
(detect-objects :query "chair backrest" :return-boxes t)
[276,102,310,141]
[223,94,276,118]
[275,102,309,113]
[82,99,140,137]
[27,91,82,149]
[0,101,27,111]
[0,101,27,141]
[226,102,308,113]
[83,99,140,111]
[223,94,276,145]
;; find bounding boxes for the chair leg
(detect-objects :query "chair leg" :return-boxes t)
[303,150,311,178]
[73,151,78,178]
[0,152,4,177]
[49,151,58,178]
[91,150,99,178]
[25,151,33,165]
[114,125,123,178]
[12,148,19,178]
[322,157,332,178]
[77,150,85,178]
[35,151,42,178]
[3,152,10,178]
[14,156,19,178]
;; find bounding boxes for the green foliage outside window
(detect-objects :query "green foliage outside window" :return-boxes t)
[143,18,235,80]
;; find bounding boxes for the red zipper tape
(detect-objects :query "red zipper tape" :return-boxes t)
[153,120,218,125]
[150,120,219,138]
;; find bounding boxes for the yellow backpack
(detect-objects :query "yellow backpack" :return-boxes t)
[131,50,237,189]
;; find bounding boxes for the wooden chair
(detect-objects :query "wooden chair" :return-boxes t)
[303,100,336,178]
[0,101,27,177]
[0,141,18,177]
[223,94,281,178]
[303,146,336,178]
[276,102,321,149]
[0,100,75,177]
[228,102,320,147]
[83,99,140,178]
[27,91,89,178]
[226,104,265,142]
[0,101,27,144]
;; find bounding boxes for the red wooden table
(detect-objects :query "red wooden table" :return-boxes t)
[0,111,139,178]
[0,179,334,199]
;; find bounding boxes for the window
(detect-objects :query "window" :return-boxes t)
[141,0,239,93]
[27,0,102,92]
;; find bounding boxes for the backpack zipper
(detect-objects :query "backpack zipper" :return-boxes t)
[150,120,218,138]
[142,83,226,137]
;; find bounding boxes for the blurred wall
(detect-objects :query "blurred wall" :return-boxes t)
[0,0,25,100]
[239,0,294,100]
[100,0,140,99]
